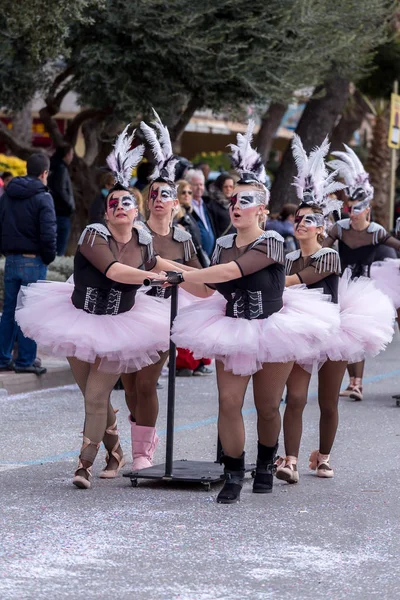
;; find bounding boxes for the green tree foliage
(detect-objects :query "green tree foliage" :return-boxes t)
[0,0,102,109]
[0,0,394,128]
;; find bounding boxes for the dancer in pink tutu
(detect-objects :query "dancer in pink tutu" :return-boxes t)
[16,126,173,489]
[369,215,400,323]
[323,144,400,401]
[278,136,394,484]
[121,111,202,472]
[170,122,339,504]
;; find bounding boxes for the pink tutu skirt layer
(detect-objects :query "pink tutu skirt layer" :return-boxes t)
[370,259,400,309]
[16,281,171,373]
[320,273,395,365]
[171,286,340,376]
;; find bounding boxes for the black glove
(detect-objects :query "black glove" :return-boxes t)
[166,271,184,285]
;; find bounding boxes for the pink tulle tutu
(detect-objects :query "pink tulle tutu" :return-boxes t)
[171,286,340,376]
[370,259,400,309]
[16,281,171,373]
[316,273,395,365]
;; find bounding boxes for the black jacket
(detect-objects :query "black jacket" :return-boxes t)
[0,176,57,265]
[207,199,236,238]
[48,156,75,216]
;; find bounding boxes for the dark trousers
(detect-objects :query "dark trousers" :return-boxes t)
[0,255,47,368]
[56,215,71,255]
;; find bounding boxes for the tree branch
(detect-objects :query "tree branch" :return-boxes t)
[256,102,287,164]
[65,108,109,146]
[170,95,203,143]
[0,121,38,160]
[44,66,73,110]
[39,105,65,147]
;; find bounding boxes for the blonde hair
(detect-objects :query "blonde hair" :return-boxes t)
[176,179,192,220]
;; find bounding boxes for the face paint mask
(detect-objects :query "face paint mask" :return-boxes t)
[150,185,177,203]
[350,199,370,214]
[108,194,137,214]
[230,190,266,209]
[349,186,368,202]
[294,213,324,229]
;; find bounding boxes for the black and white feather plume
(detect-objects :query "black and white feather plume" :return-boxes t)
[291,134,345,218]
[229,120,268,187]
[328,144,374,202]
[106,124,145,188]
[140,109,178,183]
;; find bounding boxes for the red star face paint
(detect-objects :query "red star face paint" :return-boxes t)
[150,184,177,204]
[108,194,136,214]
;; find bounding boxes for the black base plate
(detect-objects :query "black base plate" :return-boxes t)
[123,459,255,488]
[392,394,400,406]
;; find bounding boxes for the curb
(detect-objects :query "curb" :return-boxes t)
[0,366,75,397]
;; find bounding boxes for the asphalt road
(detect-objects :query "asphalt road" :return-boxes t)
[1,334,400,600]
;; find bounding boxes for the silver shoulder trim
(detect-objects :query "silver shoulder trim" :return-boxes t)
[134,223,154,246]
[172,225,192,243]
[311,247,341,274]
[285,249,301,275]
[251,231,284,262]
[78,223,111,247]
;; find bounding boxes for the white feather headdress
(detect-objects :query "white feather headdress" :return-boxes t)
[328,144,374,202]
[291,134,344,218]
[228,120,269,203]
[106,124,145,188]
[140,109,178,184]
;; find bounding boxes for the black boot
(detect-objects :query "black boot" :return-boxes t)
[253,441,278,494]
[217,453,245,504]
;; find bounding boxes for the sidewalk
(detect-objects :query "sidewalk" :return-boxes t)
[0,354,74,397]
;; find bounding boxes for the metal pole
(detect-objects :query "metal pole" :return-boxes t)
[389,80,399,232]
[165,284,178,478]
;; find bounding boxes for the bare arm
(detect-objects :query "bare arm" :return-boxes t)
[178,262,241,298]
[156,257,199,273]
[106,262,165,285]
[151,256,212,297]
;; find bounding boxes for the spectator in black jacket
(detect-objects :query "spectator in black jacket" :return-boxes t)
[0,153,56,375]
[48,145,75,255]
[207,173,236,238]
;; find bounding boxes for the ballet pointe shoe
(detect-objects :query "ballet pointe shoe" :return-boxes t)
[216,453,245,504]
[349,378,363,401]
[73,436,100,489]
[100,418,126,479]
[130,419,159,471]
[275,455,299,484]
[309,450,334,478]
[339,377,355,397]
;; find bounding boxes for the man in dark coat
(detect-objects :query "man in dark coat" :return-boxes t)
[48,145,75,255]
[186,169,216,258]
[0,153,56,374]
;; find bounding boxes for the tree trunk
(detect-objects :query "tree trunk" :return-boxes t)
[256,102,287,164]
[170,95,202,150]
[330,89,370,151]
[12,102,33,145]
[67,156,99,253]
[270,77,350,213]
[366,103,391,229]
